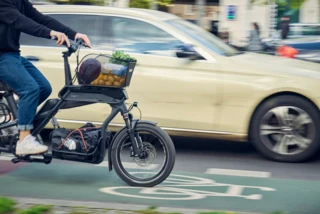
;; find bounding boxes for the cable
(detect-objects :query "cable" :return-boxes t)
[125,103,142,120]
[137,106,142,120]
[73,46,81,84]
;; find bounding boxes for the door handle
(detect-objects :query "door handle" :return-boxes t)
[25,56,40,62]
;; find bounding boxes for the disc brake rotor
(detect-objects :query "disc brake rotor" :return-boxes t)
[133,142,157,167]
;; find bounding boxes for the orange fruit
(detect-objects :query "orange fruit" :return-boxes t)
[114,75,121,81]
[98,80,104,85]
[114,81,121,87]
[103,75,109,81]
[105,81,112,86]
[108,75,115,83]
[119,78,125,85]
[97,74,104,80]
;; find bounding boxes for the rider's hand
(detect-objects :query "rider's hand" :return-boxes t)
[50,30,70,47]
[75,33,92,48]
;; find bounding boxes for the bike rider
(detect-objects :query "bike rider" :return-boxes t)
[0,0,91,155]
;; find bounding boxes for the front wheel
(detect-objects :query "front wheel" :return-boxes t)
[111,123,176,187]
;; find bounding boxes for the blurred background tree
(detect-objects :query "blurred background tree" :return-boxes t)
[49,0,171,10]
[129,0,150,8]
[250,0,320,25]
[129,0,171,11]
[250,0,312,9]
[49,0,104,5]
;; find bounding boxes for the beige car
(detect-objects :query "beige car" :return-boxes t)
[20,5,320,163]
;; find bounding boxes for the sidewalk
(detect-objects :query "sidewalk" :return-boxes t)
[2,197,265,214]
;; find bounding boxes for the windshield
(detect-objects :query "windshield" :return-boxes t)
[167,18,241,56]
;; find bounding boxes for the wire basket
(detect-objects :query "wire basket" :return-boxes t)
[75,53,137,88]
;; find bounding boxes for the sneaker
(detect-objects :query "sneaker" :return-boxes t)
[16,135,48,155]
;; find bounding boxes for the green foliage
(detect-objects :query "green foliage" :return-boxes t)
[0,197,16,214]
[17,205,52,214]
[196,212,233,214]
[49,0,105,6]
[69,211,91,214]
[110,50,136,65]
[129,0,172,9]
[129,0,150,8]
[157,0,171,6]
[250,0,308,9]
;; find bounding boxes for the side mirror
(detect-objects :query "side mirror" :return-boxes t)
[175,44,202,60]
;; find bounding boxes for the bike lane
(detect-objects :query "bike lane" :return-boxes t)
[0,161,319,214]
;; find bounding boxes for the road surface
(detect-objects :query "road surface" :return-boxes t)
[0,136,319,214]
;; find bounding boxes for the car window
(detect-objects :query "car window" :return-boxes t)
[167,18,240,57]
[110,17,184,57]
[20,14,111,49]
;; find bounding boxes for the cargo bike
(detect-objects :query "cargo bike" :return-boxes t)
[0,38,176,187]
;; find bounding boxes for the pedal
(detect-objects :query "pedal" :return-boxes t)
[11,153,52,165]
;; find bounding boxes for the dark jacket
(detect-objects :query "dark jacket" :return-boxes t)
[0,0,77,54]
[280,20,290,39]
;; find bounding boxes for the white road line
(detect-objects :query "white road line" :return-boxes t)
[205,168,271,178]
[0,155,158,170]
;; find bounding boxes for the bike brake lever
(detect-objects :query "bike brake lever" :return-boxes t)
[128,102,139,112]
[75,38,89,48]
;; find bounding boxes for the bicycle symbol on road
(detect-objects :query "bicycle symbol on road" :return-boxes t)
[99,173,276,200]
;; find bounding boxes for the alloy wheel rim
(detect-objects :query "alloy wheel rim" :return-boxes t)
[259,106,315,155]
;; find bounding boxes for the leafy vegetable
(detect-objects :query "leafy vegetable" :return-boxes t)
[110,50,136,66]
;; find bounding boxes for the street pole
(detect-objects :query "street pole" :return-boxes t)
[196,0,206,28]
[150,0,157,10]
[269,0,278,38]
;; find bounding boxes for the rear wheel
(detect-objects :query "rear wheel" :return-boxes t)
[250,95,320,162]
[111,123,175,187]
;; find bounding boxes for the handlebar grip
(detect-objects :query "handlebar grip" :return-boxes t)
[50,36,69,47]
[51,36,89,49]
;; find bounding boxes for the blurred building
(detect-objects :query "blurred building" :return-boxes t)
[300,0,320,23]
[168,0,319,45]
[168,0,220,30]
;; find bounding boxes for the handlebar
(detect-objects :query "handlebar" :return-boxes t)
[50,36,89,85]
[50,36,89,54]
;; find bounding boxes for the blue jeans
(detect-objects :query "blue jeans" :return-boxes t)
[0,52,52,131]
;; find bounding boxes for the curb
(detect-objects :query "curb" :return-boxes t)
[11,196,261,214]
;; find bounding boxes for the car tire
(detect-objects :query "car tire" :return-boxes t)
[249,95,320,163]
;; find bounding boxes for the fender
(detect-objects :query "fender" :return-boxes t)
[107,119,157,171]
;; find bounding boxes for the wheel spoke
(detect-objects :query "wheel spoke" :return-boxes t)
[292,133,311,149]
[293,113,312,129]
[270,107,290,126]
[273,135,289,154]
[260,105,315,156]
[260,124,284,135]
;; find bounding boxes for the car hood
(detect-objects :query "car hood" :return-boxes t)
[227,52,320,79]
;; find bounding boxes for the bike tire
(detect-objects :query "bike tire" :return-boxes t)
[111,123,176,187]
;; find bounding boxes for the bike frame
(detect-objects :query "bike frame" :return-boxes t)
[0,40,144,169]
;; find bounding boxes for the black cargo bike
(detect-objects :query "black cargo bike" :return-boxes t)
[0,38,176,187]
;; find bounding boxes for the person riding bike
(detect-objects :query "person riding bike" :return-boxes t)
[0,0,91,156]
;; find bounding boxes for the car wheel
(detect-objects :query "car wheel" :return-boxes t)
[250,95,320,163]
